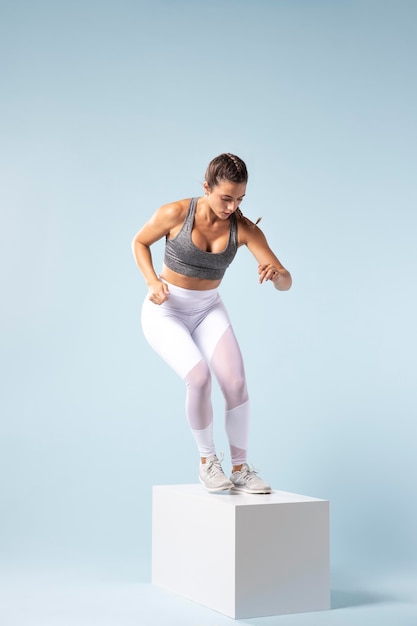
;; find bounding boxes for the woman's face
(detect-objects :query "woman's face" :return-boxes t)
[204,180,247,220]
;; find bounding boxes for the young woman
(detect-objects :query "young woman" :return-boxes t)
[132,153,292,493]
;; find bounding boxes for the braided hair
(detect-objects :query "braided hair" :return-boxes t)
[204,153,261,225]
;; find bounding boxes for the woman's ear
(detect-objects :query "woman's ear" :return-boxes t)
[203,181,211,195]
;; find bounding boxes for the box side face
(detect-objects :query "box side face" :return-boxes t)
[152,486,237,617]
[235,501,330,618]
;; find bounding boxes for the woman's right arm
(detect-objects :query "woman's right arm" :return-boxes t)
[131,202,183,304]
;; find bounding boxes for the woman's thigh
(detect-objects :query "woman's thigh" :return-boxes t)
[141,298,203,380]
[192,297,232,363]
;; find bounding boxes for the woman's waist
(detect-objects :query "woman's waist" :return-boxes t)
[158,271,221,311]
[160,265,222,292]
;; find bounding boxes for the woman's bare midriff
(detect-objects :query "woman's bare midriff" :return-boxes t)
[160,264,222,290]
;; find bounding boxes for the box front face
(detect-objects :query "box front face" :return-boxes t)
[152,486,237,617]
[235,501,330,618]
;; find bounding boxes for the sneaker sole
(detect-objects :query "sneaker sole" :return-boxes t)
[230,485,272,494]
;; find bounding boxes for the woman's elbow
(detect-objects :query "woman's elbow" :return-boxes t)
[274,270,292,291]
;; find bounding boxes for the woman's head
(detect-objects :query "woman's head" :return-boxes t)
[203,153,255,223]
[204,153,248,190]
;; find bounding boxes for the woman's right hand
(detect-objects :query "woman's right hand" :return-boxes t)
[148,280,170,305]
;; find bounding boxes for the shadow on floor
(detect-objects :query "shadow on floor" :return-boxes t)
[331,588,398,609]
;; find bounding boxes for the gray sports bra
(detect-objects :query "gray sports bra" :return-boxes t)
[164,197,238,280]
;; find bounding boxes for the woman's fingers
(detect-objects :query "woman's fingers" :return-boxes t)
[258,264,279,283]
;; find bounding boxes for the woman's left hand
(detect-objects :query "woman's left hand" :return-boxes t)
[258,263,281,284]
[258,264,292,290]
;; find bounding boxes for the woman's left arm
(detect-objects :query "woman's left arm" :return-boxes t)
[243,223,292,291]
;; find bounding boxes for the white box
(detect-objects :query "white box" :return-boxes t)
[152,484,330,619]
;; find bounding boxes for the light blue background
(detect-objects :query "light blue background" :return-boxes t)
[1,1,416,624]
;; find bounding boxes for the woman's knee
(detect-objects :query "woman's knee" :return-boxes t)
[185,360,212,394]
[224,375,248,408]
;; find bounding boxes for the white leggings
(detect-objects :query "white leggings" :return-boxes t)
[141,282,249,465]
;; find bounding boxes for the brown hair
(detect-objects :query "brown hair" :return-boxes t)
[204,153,261,225]
[205,153,248,188]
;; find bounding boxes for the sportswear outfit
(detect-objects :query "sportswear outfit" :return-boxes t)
[141,198,271,493]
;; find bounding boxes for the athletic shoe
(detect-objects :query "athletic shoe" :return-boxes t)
[199,453,233,493]
[230,463,272,494]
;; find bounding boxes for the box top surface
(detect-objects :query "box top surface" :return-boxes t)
[153,484,328,505]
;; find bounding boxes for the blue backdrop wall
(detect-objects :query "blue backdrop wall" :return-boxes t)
[1,0,416,583]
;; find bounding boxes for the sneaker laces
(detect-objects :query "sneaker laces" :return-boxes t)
[206,452,225,477]
[239,463,260,483]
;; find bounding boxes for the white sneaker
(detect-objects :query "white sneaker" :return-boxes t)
[230,463,272,494]
[199,453,233,493]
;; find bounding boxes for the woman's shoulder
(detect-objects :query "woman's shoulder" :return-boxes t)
[235,210,265,245]
[157,197,192,225]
